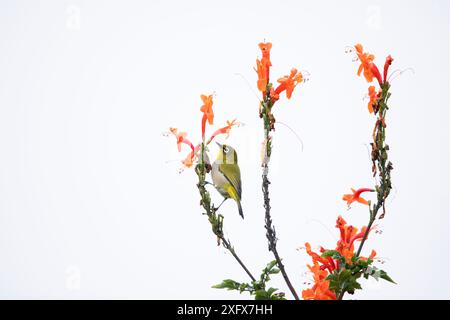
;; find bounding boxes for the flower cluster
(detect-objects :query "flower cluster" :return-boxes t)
[255,42,303,102]
[302,44,396,300]
[169,94,238,168]
[255,42,303,131]
[302,200,376,300]
[354,43,393,114]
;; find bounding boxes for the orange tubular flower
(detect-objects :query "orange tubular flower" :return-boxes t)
[182,151,195,168]
[370,64,383,86]
[200,94,214,138]
[335,215,375,263]
[181,144,201,168]
[355,43,382,85]
[269,87,279,102]
[169,128,197,168]
[367,86,378,114]
[342,187,374,207]
[169,128,194,152]
[383,55,394,83]
[361,250,377,262]
[255,58,268,92]
[305,242,335,273]
[259,42,272,78]
[274,68,303,99]
[302,262,337,300]
[255,42,272,93]
[355,44,374,81]
[207,119,237,144]
[335,216,358,262]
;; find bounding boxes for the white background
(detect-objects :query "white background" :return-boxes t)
[0,0,449,299]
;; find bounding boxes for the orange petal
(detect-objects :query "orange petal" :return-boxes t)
[356,197,369,205]
[342,194,352,202]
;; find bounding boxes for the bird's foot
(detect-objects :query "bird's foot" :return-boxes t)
[214,199,227,212]
[202,181,213,187]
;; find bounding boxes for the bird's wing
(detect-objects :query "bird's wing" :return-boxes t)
[219,164,242,199]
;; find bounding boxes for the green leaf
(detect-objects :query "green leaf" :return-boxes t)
[338,269,352,282]
[379,270,396,284]
[364,266,396,284]
[213,260,287,300]
[321,250,340,258]
[270,294,286,300]
[326,273,337,281]
[255,290,270,300]
[266,287,277,296]
[328,269,363,296]
[269,267,280,275]
[322,250,346,265]
[239,283,252,293]
[326,273,340,294]
[265,260,278,271]
[212,279,240,290]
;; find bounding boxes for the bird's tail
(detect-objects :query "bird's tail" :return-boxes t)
[237,201,244,219]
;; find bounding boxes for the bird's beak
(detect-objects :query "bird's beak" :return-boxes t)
[216,142,222,148]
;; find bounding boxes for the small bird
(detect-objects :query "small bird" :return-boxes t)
[211,142,243,219]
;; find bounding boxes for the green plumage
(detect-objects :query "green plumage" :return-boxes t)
[211,143,244,219]
[219,164,241,199]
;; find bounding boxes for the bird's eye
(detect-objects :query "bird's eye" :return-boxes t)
[223,146,229,153]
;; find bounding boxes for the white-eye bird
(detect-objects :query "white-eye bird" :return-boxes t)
[211,142,243,219]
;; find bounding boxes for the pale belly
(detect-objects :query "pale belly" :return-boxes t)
[211,162,230,198]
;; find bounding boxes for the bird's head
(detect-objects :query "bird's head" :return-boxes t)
[216,142,238,164]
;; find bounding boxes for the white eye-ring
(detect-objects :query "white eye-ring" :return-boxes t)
[223,146,229,153]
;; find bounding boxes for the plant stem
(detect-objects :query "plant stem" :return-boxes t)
[221,238,256,282]
[355,84,391,259]
[260,99,299,300]
[262,166,300,300]
[356,205,379,257]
